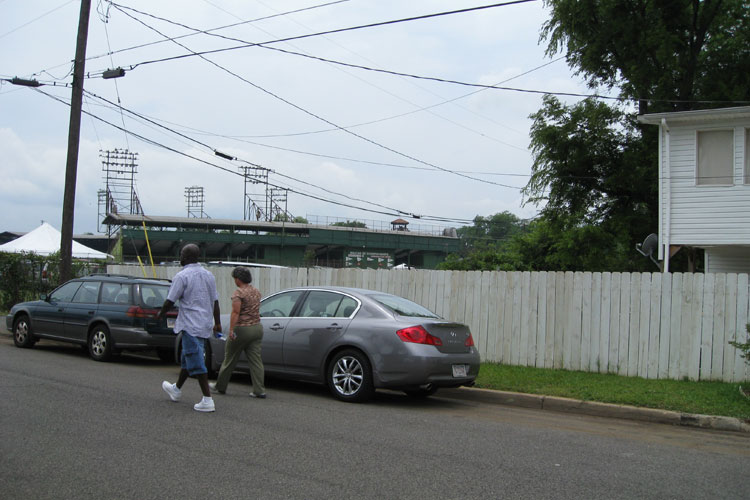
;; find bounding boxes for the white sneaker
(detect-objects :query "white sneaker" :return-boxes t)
[194,397,215,412]
[162,381,181,402]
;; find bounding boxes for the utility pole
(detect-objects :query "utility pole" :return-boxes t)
[60,0,92,282]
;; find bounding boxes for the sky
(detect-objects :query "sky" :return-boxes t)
[0,0,590,235]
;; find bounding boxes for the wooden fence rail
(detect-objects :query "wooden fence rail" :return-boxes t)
[109,265,750,382]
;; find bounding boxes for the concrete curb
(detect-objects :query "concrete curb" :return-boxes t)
[440,387,750,434]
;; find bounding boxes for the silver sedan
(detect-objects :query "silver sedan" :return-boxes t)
[204,286,480,402]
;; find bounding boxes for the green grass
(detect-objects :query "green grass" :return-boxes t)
[475,363,750,420]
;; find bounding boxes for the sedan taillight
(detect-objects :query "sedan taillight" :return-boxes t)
[396,325,442,346]
[465,332,475,347]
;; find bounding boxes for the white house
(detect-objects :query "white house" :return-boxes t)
[638,106,750,273]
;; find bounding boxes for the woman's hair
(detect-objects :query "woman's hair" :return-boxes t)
[231,266,252,284]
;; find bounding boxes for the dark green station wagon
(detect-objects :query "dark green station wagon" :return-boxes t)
[6,274,178,361]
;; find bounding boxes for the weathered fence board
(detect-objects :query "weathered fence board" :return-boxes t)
[108,264,750,382]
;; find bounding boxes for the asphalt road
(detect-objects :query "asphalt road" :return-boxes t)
[1,334,749,500]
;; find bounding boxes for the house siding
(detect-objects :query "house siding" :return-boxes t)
[706,246,750,273]
[662,122,750,247]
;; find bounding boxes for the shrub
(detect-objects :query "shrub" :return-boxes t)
[0,252,105,310]
[729,324,750,366]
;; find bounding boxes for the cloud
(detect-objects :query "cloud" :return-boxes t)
[0,0,583,235]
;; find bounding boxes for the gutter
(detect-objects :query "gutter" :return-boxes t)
[661,118,671,272]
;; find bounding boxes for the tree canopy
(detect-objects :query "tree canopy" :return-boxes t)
[444,1,749,272]
[542,0,750,113]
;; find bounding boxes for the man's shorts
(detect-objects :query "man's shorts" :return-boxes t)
[180,332,207,376]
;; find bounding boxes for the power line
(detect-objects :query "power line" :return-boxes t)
[92,0,352,63]
[193,0,530,151]
[229,57,564,140]
[67,88,475,223]
[109,5,525,190]
[20,0,352,82]
[0,0,76,40]
[102,0,750,107]
[103,2,533,153]
[109,0,537,70]
[79,95,533,177]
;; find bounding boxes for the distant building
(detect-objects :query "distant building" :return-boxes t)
[101,213,460,269]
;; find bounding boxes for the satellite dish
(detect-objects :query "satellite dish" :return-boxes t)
[636,233,660,268]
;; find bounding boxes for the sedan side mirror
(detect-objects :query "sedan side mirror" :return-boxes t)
[40,293,48,301]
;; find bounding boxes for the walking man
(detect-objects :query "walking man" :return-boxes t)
[158,243,222,412]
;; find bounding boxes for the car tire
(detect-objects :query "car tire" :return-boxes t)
[88,324,113,362]
[327,349,374,403]
[404,384,439,398]
[13,315,36,348]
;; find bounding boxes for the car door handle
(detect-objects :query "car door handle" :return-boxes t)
[88,311,95,315]
[270,323,284,331]
[327,323,343,331]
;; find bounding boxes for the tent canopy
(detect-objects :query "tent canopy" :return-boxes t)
[0,222,111,259]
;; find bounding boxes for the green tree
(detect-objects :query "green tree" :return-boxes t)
[542,0,750,113]
[331,220,367,229]
[274,214,308,223]
[456,212,526,254]
[438,212,528,270]
[518,0,750,271]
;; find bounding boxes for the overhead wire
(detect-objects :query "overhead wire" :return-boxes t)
[85,0,353,65]
[86,105,532,175]
[80,88,747,186]
[19,0,352,84]
[79,88,475,222]
[109,3,525,190]
[107,0,537,70]
[231,57,565,140]
[129,0,532,152]
[98,0,130,149]
[82,89,487,221]
[0,0,76,40]
[102,1,750,107]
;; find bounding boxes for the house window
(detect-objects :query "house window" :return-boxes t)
[696,130,733,185]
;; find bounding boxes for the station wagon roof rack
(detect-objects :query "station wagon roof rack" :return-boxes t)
[84,273,171,282]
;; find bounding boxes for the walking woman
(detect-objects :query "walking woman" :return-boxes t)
[210,266,266,398]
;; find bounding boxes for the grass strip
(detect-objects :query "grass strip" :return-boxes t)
[475,363,750,420]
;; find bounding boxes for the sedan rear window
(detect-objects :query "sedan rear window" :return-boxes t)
[368,293,439,318]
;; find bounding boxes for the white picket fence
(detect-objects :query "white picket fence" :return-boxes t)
[109,265,750,382]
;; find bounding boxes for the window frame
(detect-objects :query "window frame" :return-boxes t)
[695,128,734,187]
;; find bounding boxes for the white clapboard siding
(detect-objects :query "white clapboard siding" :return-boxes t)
[108,264,750,382]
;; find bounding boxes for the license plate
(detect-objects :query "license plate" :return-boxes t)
[167,318,175,329]
[452,364,468,378]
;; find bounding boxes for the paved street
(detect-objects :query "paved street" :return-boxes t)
[1,334,749,499]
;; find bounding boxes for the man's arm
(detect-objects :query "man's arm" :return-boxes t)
[157,299,175,319]
[212,300,222,332]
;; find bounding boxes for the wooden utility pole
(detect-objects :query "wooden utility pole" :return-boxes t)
[60,0,92,282]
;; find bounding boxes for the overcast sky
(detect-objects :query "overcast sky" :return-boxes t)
[0,0,589,235]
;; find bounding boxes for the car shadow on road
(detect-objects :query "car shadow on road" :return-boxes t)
[213,371,468,409]
[14,339,172,368]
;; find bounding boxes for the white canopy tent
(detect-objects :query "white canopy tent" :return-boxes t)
[0,222,111,259]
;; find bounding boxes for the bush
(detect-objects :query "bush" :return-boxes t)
[729,324,750,366]
[0,252,105,310]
